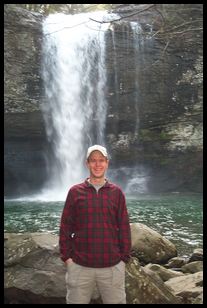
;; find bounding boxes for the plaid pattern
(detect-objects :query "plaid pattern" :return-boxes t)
[59,179,131,267]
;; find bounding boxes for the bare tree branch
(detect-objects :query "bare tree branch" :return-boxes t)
[89,4,155,24]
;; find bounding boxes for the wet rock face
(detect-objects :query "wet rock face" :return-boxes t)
[104,16,202,192]
[4,5,43,113]
[4,5,203,197]
[4,112,48,197]
[4,5,47,197]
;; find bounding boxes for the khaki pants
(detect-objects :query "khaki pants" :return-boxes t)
[65,261,126,304]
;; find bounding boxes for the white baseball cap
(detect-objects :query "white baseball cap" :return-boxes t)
[86,145,108,159]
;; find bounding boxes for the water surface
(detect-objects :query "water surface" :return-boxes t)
[4,193,203,257]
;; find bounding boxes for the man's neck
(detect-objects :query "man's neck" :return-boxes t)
[89,177,106,186]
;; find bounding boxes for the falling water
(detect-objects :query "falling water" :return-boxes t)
[40,11,117,201]
[130,22,143,138]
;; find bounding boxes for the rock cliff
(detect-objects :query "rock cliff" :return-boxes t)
[4,4,203,197]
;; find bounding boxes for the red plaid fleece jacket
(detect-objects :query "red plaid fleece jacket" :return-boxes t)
[59,179,131,267]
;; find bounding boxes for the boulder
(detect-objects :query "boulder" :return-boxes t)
[131,223,177,264]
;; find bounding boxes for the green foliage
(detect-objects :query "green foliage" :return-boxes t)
[139,129,171,142]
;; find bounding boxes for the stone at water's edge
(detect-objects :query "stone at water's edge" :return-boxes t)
[130,223,177,264]
[4,232,180,304]
[125,257,181,304]
[4,229,203,304]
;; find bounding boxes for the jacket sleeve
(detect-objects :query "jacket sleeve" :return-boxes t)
[117,189,132,263]
[59,188,76,262]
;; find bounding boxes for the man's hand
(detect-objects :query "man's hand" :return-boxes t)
[65,258,73,265]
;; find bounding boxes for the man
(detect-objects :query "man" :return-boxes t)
[59,145,131,304]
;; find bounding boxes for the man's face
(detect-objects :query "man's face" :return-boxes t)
[86,151,109,179]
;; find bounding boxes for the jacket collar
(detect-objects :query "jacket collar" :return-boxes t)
[84,178,110,188]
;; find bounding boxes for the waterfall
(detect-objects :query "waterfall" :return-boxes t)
[12,11,149,201]
[40,11,116,201]
[130,22,143,138]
